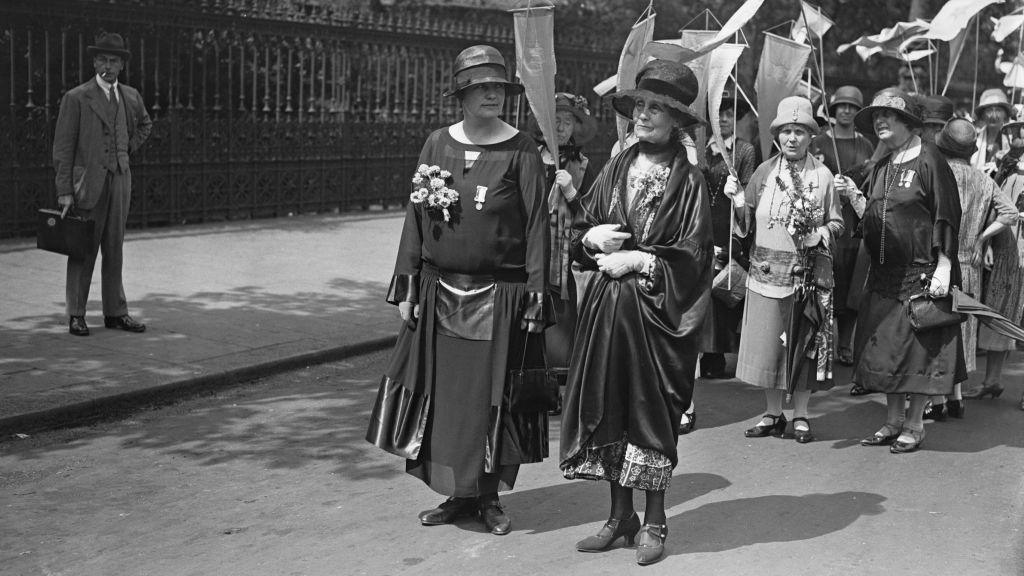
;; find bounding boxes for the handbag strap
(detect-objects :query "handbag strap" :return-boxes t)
[518,331,549,371]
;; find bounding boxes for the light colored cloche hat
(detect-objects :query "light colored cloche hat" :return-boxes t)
[443,45,524,98]
[610,59,705,127]
[854,87,922,134]
[975,88,1012,119]
[769,96,820,135]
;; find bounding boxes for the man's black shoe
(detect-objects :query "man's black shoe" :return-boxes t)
[69,316,89,336]
[104,315,146,333]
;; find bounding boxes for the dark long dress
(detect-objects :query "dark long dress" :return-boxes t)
[853,141,967,395]
[368,127,549,498]
[701,137,756,355]
[560,143,713,490]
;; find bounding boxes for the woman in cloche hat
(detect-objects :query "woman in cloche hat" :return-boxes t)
[366,45,548,537]
[973,88,1013,174]
[559,59,713,566]
[833,87,966,453]
[721,96,844,446]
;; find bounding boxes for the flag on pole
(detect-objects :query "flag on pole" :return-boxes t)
[513,6,558,167]
[993,13,1024,42]
[697,0,765,53]
[943,27,970,95]
[838,20,930,61]
[680,30,720,167]
[925,0,1004,41]
[792,0,834,44]
[707,43,747,176]
[614,9,656,145]
[755,33,812,160]
[1004,53,1024,88]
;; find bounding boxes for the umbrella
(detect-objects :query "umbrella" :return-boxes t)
[784,247,834,399]
[952,288,1024,342]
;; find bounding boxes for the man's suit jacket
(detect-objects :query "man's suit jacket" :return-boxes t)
[52,78,153,210]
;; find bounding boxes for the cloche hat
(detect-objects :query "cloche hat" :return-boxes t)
[610,59,705,127]
[87,32,131,60]
[975,88,1012,119]
[1002,105,1024,132]
[769,96,820,135]
[921,95,955,126]
[828,85,864,113]
[443,45,523,98]
[854,87,922,134]
[935,118,979,160]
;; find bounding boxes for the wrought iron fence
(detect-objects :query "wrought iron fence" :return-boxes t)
[0,0,618,238]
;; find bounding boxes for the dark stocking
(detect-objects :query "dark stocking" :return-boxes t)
[610,482,634,520]
[643,490,666,525]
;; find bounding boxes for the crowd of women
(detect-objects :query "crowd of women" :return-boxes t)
[364,45,1024,566]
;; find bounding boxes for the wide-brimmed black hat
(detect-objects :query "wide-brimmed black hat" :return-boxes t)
[921,95,955,126]
[443,45,523,98]
[935,117,979,160]
[610,59,705,127]
[87,32,131,60]
[854,87,922,134]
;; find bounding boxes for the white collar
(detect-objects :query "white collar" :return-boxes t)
[96,75,119,99]
[708,134,735,154]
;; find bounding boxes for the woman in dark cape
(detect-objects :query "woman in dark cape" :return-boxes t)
[559,59,712,566]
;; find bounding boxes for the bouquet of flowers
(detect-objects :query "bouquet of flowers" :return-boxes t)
[410,164,458,222]
[770,162,824,240]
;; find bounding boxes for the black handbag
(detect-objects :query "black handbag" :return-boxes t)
[37,208,94,260]
[365,376,430,460]
[508,333,559,414]
[711,260,747,308]
[907,292,966,332]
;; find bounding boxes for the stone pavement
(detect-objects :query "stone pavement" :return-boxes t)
[0,212,406,436]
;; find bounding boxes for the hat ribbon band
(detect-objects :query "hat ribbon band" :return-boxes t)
[634,78,693,109]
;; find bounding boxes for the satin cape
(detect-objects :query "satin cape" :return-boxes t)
[560,143,713,469]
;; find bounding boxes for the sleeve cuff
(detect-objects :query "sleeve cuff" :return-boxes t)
[932,220,957,259]
[386,273,419,305]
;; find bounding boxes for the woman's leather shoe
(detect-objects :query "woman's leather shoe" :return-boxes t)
[576,512,640,552]
[744,414,786,438]
[678,412,696,435]
[890,428,925,454]
[791,417,814,443]
[963,383,1004,399]
[946,399,965,418]
[923,402,947,422]
[860,423,901,446]
[418,497,476,526]
[69,316,89,336]
[635,523,668,565]
[849,382,870,396]
[478,498,511,535]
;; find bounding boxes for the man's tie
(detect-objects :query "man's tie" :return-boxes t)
[107,85,117,114]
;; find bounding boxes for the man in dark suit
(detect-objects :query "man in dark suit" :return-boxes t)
[53,32,152,336]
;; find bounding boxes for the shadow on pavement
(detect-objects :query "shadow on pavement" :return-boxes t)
[668,491,886,555]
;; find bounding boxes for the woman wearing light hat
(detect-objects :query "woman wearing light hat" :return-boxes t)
[973,88,1012,175]
[721,95,843,444]
[531,92,598,415]
[366,45,549,535]
[834,87,966,453]
[560,59,713,566]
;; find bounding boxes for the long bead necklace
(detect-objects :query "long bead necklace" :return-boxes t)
[877,138,913,265]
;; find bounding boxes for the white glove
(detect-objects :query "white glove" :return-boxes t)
[929,253,951,297]
[723,174,744,208]
[554,169,575,196]
[833,175,858,198]
[584,223,632,254]
[398,301,420,322]
[800,230,823,248]
[595,250,647,278]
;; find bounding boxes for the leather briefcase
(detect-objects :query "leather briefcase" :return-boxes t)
[37,209,94,260]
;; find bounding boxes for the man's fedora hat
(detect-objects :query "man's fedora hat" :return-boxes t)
[87,32,131,60]
[610,59,705,127]
[854,87,923,134]
[443,45,523,98]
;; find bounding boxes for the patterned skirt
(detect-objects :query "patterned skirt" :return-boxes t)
[561,435,673,491]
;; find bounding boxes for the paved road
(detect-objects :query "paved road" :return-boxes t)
[2,351,1022,576]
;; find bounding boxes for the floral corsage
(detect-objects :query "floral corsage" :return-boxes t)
[411,164,458,222]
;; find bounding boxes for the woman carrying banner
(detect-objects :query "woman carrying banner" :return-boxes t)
[533,92,598,415]
[721,96,843,445]
[560,59,712,566]
[365,45,549,535]
[834,87,966,453]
